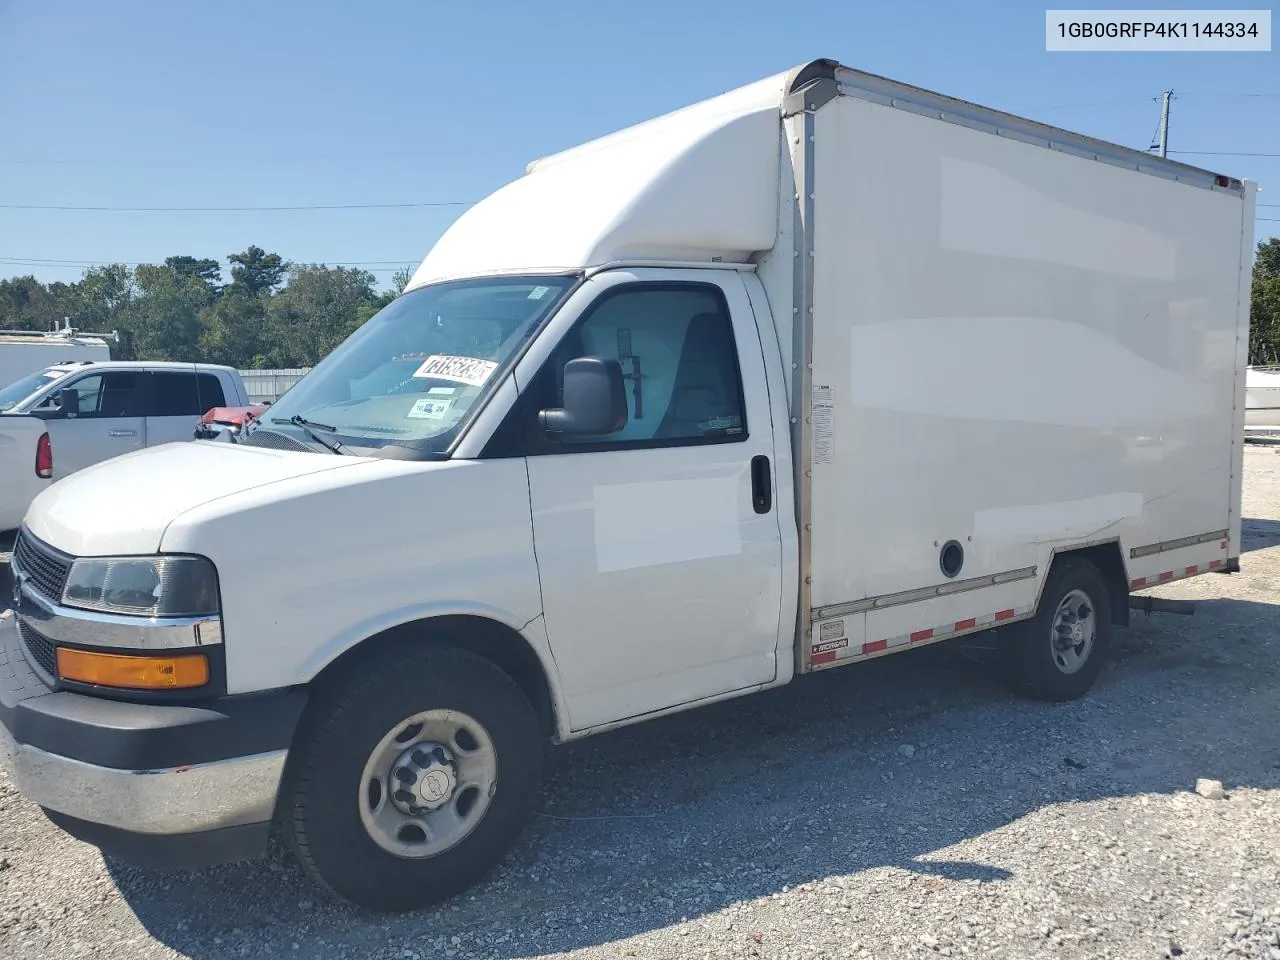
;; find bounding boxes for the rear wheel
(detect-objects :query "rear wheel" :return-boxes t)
[1003,557,1113,702]
[286,645,543,911]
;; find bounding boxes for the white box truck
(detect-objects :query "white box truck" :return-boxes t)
[0,59,1255,910]
[0,326,115,389]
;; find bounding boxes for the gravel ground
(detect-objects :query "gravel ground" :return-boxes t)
[3,445,1280,960]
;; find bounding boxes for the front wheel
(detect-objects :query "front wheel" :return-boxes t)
[285,645,544,911]
[1003,557,1113,702]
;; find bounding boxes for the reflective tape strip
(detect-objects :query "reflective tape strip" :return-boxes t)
[1130,558,1225,590]
[810,606,1034,670]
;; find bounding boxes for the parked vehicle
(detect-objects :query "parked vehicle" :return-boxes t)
[1245,365,1280,429]
[193,403,269,441]
[0,59,1255,911]
[0,325,115,389]
[0,361,249,532]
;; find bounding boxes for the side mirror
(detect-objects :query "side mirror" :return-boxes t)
[58,387,80,415]
[540,357,627,436]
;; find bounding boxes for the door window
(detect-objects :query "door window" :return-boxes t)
[63,373,146,418]
[523,284,748,453]
[150,372,227,416]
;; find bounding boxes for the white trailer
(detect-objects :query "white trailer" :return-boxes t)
[0,326,114,389]
[1,59,1255,910]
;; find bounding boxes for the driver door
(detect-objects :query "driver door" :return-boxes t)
[500,269,785,732]
[45,371,147,477]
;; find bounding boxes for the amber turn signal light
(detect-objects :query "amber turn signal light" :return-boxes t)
[55,648,209,690]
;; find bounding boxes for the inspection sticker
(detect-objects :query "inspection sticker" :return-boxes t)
[407,397,452,420]
[819,619,845,642]
[412,355,498,386]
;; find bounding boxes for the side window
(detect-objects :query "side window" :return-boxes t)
[67,375,104,416]
[150,372,226,416]
[200,374,227,410]
[530,284,747,452]
[64,373,145,418]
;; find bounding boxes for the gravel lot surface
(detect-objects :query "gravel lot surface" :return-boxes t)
[3,445,1280,960]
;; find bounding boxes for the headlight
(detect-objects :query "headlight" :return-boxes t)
[62,556,220,618]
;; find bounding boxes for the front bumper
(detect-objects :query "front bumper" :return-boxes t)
[0,612,307,868]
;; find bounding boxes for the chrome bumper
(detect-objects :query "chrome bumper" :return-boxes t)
[0,715,286,835]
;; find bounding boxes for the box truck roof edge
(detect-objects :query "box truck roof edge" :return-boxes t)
[407,57,1247,292]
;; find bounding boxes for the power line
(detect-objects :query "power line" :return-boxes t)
[0,256,417,266]
[0,257,417,273]
[1168,151,1280,158]
[0,200,474,212]
[1034,97,1154,112]
[1175,92,1280,99]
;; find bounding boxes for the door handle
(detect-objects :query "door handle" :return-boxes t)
[109,430,137,438]
[750,455,772,514]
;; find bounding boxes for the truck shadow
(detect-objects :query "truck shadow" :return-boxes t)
[103,592,1280,959]
[1243,516,1280,553]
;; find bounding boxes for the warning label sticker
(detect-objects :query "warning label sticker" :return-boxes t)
[819,619,845,642]
[812,637,849,655]
[412,355,498,386]
[812,384,834,465]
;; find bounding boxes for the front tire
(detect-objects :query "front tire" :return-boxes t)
[1003,556,1113,702]
[285,645,544,911]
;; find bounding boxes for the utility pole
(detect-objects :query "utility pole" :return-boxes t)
[1156,89,1173,158]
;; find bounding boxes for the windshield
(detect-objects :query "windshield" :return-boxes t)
[259,275,577,455]
[0,368,68,413]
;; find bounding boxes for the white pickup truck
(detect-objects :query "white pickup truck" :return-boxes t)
[0,361,248,532]
[0,59,1254,912]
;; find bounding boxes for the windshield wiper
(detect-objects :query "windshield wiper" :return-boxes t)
[272,415,346,455]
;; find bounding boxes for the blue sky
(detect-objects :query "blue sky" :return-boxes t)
[1,0,1276,288]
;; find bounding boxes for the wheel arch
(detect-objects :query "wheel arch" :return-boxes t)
[304,614,566,741]
[1034,540,1130,627]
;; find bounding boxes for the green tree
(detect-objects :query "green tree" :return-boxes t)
[187,246,290,367]
[390,265,413,296]
[164,256,223,292]
[227,246,286,298]
[56,265,138,354]
[1255,237,1280,279]
[263,264,378,366]
[1251,238,1280,366]
[0,275,55,330]
[128,263,217,360]
[197,290,265,368]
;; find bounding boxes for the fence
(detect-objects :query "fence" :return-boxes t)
[236,368,311,404]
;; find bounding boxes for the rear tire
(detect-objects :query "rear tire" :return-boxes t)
[1003,556,1113,702]
[286,645,543,911]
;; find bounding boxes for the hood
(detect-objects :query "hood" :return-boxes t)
[24,441,370,556]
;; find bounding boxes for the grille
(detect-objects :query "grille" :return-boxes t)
[17,618,57,679]
[13,530,72,604]
[241,428,314,453]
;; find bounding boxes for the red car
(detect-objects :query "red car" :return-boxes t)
[194,403,269,440]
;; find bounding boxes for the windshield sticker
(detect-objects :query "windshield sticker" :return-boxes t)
[427,386,456,395]
[412,355,498,386]
[527,285,551,300]
[407,397,453,420]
